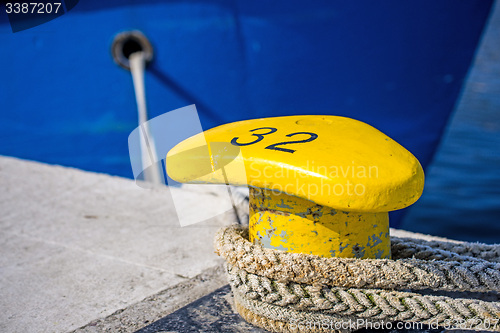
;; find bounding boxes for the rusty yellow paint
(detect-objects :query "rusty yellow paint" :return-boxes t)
[249,187,390,258]
[166,115,425,259]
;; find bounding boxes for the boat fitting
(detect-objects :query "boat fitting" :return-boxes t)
[111,30,153,70]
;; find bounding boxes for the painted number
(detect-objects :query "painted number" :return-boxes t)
[230,127,318,153]
[230,127,277,146]
[265,132,318,153]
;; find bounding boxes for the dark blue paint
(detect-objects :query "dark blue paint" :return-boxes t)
[0,0,493,227]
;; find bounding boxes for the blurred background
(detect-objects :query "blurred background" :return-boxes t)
[0,0,498,243]
[402,1,500,243]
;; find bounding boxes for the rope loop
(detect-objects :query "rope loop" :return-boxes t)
[215,225,500,332]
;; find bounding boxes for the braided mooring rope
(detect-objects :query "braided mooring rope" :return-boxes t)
[215,225,500,332]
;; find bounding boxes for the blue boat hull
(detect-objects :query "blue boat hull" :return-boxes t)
[0,0,493,226]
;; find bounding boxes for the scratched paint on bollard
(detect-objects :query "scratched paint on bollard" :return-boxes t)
[249,187,391,259]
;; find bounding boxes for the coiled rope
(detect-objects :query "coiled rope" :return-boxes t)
[214,225,500,332]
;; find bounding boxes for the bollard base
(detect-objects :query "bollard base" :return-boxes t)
[249,187,391,259]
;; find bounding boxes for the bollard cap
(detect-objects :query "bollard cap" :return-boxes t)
[167,116,424,212]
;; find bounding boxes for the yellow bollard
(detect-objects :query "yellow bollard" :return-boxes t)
[249,187,390,258]
[167,115,424,259]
